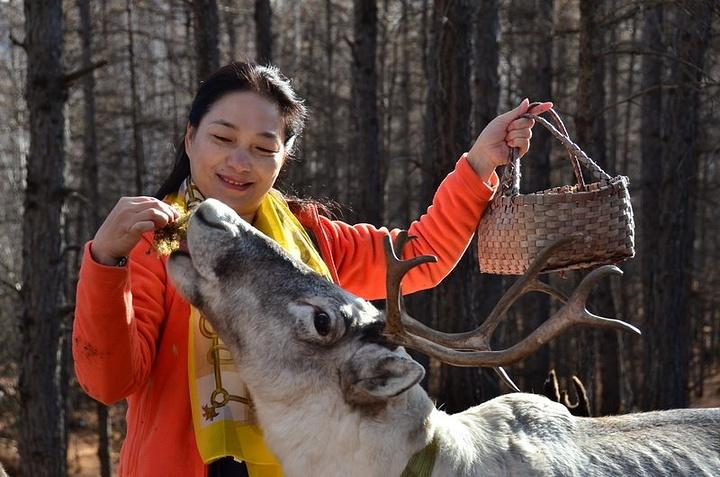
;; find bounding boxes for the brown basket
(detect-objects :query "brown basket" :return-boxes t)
[477,107,635,275]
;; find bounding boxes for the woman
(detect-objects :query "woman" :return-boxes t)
[73,61,551,477]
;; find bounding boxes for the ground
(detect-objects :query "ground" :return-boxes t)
[0,427,123,476]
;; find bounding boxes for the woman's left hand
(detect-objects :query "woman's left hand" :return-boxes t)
[467,98,553,181]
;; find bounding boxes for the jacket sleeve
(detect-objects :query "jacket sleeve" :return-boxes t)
[72,235,168,404]
[321,154,498,300]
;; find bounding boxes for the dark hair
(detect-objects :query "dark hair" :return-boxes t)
[155,61,307,199]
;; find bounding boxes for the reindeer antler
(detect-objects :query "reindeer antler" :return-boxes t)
[382,232,641,392]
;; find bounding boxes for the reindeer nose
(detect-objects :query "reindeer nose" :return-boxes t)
[193,199,238,233]
[194,206,228,232]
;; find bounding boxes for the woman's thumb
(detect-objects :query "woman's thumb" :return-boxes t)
[501,98,530,121]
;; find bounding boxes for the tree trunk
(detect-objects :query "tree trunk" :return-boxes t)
[19,0,68,474]
[617,7,639,413]
[576,0,614,415]
[509,0,554,394]
[421,0,439,209]
[422,0,472,205]
[651,0,712,410]
[166,2,181,140]
[77,0,100,272]
[351,0,381,224]
[127,0,146,195]
[192,0,220,81]
[77,0,111,473]
[322,0,338,199]
[398,0,412,224]
[423,0,477,413]
[606,0,619,174]
[185,3,196,90]
[290,2,302,74]
[224,0,238,62]
[474,0,500,134]
[379,0,393,213]
[254,0,272,64]
[639,2,664,411]
[576,0,607,167]
[470,0,504,399]
[596,1,623,417]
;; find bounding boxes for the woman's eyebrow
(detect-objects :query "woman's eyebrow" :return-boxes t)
[210,119,237,129]
[258,131,281,143]
[210,120,280,142]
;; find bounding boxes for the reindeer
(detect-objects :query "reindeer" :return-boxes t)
[168,199,720,477]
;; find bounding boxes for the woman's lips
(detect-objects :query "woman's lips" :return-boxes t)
[218,173,253,191]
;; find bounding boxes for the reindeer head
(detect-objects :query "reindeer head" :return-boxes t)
[167,199,425,408]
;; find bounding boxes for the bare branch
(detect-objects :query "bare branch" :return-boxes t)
[63,59,109,88]
[600,84,679,115]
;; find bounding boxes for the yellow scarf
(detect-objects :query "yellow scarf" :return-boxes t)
[170,182,332,475]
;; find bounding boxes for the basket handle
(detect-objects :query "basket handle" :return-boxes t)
[499,105,612,197]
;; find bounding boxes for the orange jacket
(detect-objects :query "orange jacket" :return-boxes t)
[72,155,497,476]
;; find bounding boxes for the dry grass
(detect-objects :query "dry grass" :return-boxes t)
[152,205,192,256]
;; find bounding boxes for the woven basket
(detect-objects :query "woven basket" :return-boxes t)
[477,107,635,275]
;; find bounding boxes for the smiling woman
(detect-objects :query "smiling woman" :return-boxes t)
[71,60,551,477]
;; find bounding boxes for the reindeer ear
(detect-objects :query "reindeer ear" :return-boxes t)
[341,345,425,405]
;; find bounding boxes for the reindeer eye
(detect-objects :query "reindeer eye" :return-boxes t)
[313,311,331,336]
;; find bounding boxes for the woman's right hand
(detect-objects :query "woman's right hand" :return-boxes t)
[91,197,180,265]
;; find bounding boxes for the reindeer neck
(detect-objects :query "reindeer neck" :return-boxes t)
[251,384,436,477]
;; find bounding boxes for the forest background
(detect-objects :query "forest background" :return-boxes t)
[0,0,718,475]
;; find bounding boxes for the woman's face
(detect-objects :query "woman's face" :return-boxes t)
[185,91,286,221]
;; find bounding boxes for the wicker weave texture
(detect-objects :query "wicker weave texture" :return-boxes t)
[478,176,635,275]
